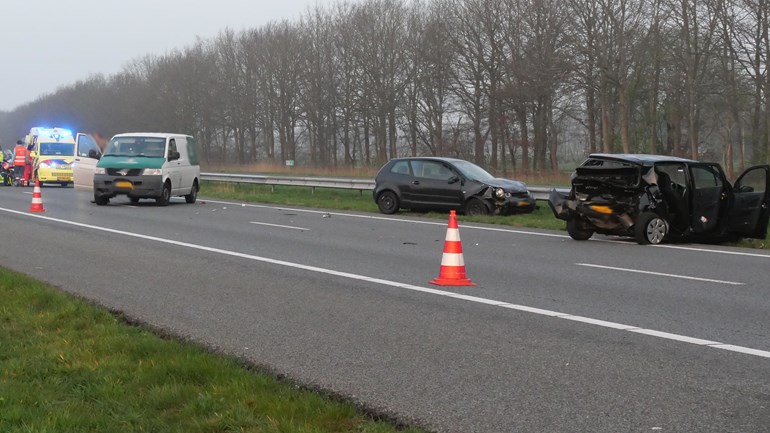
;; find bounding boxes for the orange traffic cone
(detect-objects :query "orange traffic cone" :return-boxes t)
[431,210,475,286]
[28,180,46,213]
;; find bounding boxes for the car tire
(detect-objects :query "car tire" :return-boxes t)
[635,212,668,245]
[377,191,399,214]
[465,198,490,216]
[567,218,594,240]
[185,181,198,204]
[130,197,140,204]
[94,195,109,206]
[156,181,171,207]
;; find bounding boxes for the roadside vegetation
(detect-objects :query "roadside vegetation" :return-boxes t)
[200,180,769,249]
[0,268,426,433]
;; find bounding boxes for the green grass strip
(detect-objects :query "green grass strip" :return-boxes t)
[0,268,426,433]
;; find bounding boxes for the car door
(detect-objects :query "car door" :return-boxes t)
[727,165,770,238]
[408,160,463,208]
[688,163,728,234]
[72,133,100,191]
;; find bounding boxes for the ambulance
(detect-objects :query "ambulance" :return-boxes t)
[24,127,81,186]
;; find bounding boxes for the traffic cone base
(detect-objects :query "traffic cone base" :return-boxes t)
[430,210,474,286]
[28,180,46,213]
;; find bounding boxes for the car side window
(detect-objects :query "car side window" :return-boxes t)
[416,161,452,180]
[735,169,767,193]
[390,161,410,175]
[77,135,100,157]
[691,165,723,189]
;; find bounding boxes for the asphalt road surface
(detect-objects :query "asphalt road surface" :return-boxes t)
[1,185,769,433]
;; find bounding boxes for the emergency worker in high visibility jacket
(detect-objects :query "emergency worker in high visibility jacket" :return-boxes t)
[13,140,28,186]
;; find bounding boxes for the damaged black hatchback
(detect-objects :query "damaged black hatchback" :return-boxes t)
[549,154,770,244]
[374,157,536,215]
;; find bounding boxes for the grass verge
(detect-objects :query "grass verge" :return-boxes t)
[200,181,769,249]
[0,268,426,433]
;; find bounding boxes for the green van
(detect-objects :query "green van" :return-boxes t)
[91,133,200,206]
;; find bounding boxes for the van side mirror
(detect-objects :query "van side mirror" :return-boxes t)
[168,151,180,161]
[88,149,101,160]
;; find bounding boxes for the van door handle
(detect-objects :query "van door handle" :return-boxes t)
[412,180,420,185]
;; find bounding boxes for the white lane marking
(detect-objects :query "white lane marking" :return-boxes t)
[3,206,768,359]
[576,263,744,285]
[200,199,770,255]
[653,243,770,258]
[250,221,309,231]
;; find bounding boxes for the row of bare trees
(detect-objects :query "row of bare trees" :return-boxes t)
[1,0,769,177]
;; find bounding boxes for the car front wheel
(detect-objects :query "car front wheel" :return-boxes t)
[567,218,594,240]
[377,191,399,214]
[464,198,490,216]
[635,212,668,245]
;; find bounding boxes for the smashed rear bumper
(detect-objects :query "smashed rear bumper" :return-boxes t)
[548,188,634,230]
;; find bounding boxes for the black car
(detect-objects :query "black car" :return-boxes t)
[373,157,536,215]
[549,153,770,244]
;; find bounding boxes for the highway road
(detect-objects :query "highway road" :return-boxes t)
[1,185,769,432]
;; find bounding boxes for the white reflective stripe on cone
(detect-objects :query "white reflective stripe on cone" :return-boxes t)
[440,252,465,267]
[445,228,461,242]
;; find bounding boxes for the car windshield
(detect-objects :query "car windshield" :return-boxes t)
[104,137,166,157]
[39,142,74,156]
[452,160,495,182]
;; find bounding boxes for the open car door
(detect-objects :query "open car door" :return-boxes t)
[728,165,770,239]
[73,133,100,191]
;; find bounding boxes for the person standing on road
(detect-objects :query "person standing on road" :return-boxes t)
[13,140,28,186]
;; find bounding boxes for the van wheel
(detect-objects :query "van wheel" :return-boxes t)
[567,218,594,240]
[156,181,171,207]
[185,181,198,204]
[635,212,668,245]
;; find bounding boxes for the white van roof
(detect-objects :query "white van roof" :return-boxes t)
[112,132,191,139]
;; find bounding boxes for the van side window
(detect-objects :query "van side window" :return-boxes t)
[186,137,200,165]
[168,139,178,159]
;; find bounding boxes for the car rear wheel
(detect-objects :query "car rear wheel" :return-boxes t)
[156,181,171,207]
[377,191,399,214]
[465,198,490,216]
[567,218,594,240]
[635,212,668,245]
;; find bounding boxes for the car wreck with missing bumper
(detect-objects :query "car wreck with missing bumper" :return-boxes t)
[549,154,770,245]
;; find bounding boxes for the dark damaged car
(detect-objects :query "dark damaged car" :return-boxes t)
[549,154,770,245]
[374,157,536,215]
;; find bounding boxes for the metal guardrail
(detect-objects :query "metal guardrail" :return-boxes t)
[201,172,567,201]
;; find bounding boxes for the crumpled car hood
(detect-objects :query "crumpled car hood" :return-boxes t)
[482,178,528,192]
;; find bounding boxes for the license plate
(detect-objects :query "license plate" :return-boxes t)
[116,181,133,189]
[57,177,72,181]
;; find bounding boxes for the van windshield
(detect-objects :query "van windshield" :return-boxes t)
[39,142,75,156]
[104,137,166,158]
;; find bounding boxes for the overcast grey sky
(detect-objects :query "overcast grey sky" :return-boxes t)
[0,0,328,111]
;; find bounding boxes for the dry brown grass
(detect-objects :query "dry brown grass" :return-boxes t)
[202,162,572,186]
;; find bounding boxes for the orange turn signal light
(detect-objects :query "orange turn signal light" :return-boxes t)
[589,205,613,214]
